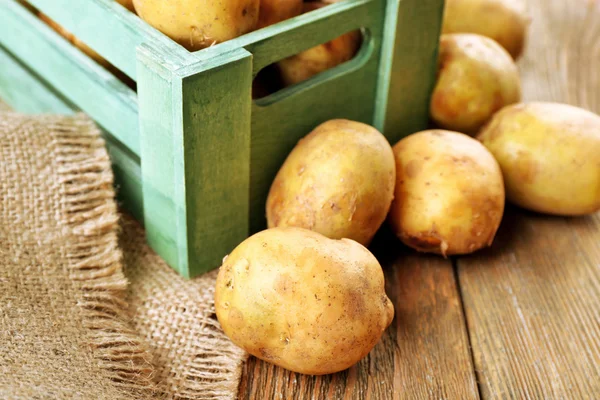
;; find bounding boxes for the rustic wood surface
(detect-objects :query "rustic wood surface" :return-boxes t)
[240,0,600,398]
[457,0,600,398]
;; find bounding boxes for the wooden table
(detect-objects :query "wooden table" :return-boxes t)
[239,0,600,398]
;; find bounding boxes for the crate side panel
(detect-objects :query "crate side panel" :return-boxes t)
[181,49,253,277]
[0,2,141,155]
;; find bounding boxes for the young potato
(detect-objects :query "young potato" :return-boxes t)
[477,102,600,216]
[442,0,530,60]
[116,0,136,12]
[389,130,505,256]
[133,0,259,50]
[257,0,302,29]
[266,119,396,246]
[215,227,395,375]
[277,2,361,86]
[430,33,521,135]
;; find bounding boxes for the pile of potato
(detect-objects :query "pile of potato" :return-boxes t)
[215,0,600,376]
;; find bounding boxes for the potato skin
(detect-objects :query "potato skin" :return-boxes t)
[277,2,361,86]
[133,0,259,50]
[442,0,529,60]
[389,130,505,256]
[477,102,600,216]
[430,33,521,135]
[266,119,396,246]
[257,0,302,29]
[215,227,395,375]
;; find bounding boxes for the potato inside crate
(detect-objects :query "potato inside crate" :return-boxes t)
[0,0,444,278]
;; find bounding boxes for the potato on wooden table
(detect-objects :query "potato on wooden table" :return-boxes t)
[442,0,530,60]
[215,227,394,375]
[389,130,505,256]
[478,102,600,216]
[430,33,521,135]
[277,2,361,86]
[133,0,260,50]
[266,119,395,247]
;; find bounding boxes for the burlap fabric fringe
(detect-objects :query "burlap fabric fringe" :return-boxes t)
[0,111,247,399]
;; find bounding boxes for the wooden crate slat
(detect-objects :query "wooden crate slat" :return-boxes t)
[1,0,141,156]
[23,0,188,80]
[0,45,143,221]
[0,45,75,115]
[138,45,253,278]
[188,0,382,76]
[376,0,445,136]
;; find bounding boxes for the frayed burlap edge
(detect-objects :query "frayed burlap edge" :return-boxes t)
[51,114,155,394]
[122,216,248,400]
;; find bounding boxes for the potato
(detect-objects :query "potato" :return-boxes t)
[442,0,530,60]
[257,0,302,29]
[266,119,395,246]
[389,130,505,256]
[277,2,361,86]
[477,102,600,216]
[116,0,136,12]
[133,0,259,51]
[215,227,395,375]
[430,33,521,135]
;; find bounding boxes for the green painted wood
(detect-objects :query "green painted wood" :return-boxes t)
[23,0,188,80]
[0,0,141,156]
[0,44,143,222]
[376,0,445,138]
[138,45,253,278]
[181,50,253,278]
[0,45,75,115]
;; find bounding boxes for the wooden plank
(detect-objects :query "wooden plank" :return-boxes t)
[0,1,141,156]
[0,44,143,223]
[458,210,600,398]
[0,45,74,115]
[23,0,188,80]
[376,0,444,137]
[180,50,253,278]
[239,233,480,399]
[138,45,253,278]
[457,1,600,398]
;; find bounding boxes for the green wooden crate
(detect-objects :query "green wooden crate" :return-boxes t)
[0,0,444,278]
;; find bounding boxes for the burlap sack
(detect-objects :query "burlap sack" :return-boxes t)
[122,216,248,399]
[0,111,247,399]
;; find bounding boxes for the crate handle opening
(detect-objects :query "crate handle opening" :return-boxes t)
[252,27,373,107]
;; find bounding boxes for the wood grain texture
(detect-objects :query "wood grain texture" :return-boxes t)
[458,2,600,398]
[239,234,479,400]
[458,210,600,399]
